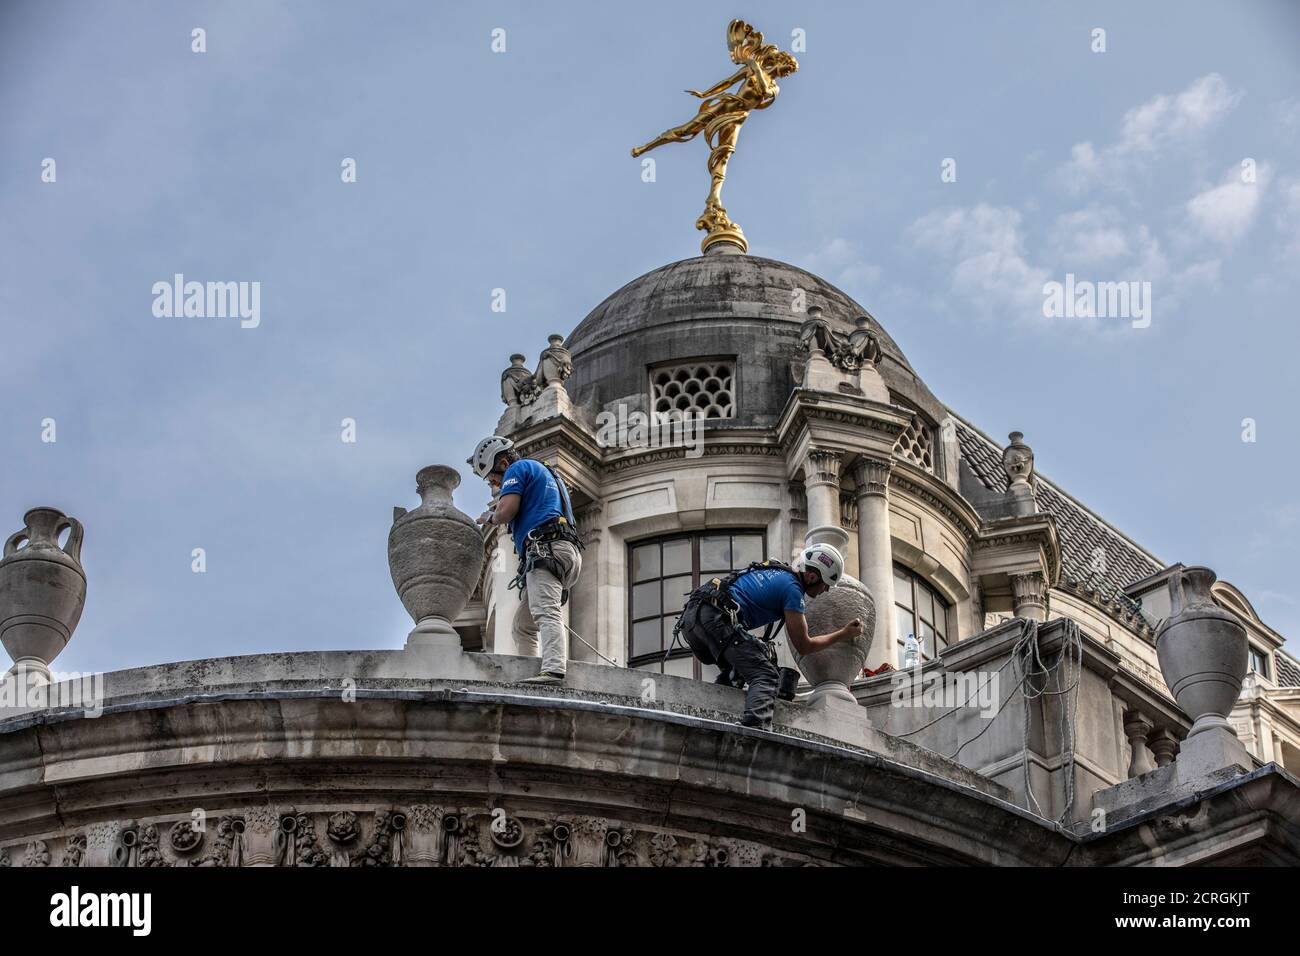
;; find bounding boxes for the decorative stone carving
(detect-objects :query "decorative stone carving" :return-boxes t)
[113,823,139,867]
[535,334,573,389]
[389,465,485,648]
[649,832,679,867]
[403,804,448,867]
[168,820,204,856]
[1156,567,1248,741]
[846,316,882,370]
[0,808,821,869]
[196,816,238,867]
[1010,571,1048,622]
[61,832,87,868]
[0,507,86,683]
[21,840,50,867]
[500,353,541,407]
[136,824,167,868]
[1002,432,1034,488]
[1001,432,1037,516]
[798,308,881,373]
[352,810,396,867]
[851,456,890,498]
[85,821,119,867]
[804,448,842,487]
[235,806,286,867]
[326,810,360,867]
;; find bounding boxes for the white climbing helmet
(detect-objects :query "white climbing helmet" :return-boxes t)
[799,542,845,586]
[467,435,515,479]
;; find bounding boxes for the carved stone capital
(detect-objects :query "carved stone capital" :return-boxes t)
[850,456,892,499]
[1009,571,1048,622]
[803,448,842,488]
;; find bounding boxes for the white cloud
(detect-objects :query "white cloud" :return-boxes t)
[908,204,1049,318]
[1057,74,1242,194]
[801,237,882,289]
[1050,207,1131,264]
[1277,178,1300,260]
[1186,163,1268,246]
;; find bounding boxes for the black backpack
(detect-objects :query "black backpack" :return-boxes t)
[671,560,803,666]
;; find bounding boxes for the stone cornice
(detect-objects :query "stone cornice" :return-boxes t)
[972,513,1062,586]
[888,460,983,544]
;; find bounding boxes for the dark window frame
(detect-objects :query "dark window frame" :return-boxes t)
[626,529,767,678]
[892,563,952,665]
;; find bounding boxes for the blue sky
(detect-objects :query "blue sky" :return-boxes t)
[2,0,1298,674]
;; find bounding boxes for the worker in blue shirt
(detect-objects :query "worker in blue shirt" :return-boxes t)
[677,543,861,729]
[468,435,583,684]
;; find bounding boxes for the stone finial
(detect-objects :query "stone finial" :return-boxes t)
[501,354,540,407]
[534,334,573,389]
[1001,432,1034,488]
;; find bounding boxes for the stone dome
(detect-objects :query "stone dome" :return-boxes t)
[565,254,945,429]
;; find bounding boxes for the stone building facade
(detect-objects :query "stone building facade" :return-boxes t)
[0,246,1297,867]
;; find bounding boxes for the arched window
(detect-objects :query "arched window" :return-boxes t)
[628,530,766,678]
[892,564,952,664]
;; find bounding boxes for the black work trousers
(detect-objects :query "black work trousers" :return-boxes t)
[692,603,780,729]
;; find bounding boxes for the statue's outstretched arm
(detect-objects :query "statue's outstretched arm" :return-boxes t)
[687,65,748,99]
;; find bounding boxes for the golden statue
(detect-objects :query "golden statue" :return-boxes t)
[631,19,798,254]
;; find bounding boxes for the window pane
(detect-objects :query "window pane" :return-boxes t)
[700,535,731,571]
[918,620,937,659]
[662,575,693,615]
[895,606,915,647]
[632,619,661,659]
[894,568,913,608]
[664,655,695,679]
[632,581,661,619]
[631,544,660,582]
[732,535,763,568]
[662,538,692,575]
[917,587,934,626]
[632,660,662,674]
[663,617,679,650]
[700,662,721,684]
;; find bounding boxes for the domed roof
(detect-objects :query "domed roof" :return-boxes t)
[565,254,944,428]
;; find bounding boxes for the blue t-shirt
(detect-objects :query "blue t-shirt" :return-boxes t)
[499,458,565,555]
[728,567,806,629]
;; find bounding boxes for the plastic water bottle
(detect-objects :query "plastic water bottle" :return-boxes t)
[904,632,920,669]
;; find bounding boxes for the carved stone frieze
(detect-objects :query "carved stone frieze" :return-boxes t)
[0,806,821,868]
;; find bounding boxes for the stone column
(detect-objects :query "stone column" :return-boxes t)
[851,456,896,671]
[1010,571,1048,623]
[801,449,843,545]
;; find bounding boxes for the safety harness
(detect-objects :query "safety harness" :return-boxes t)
[668,559,804,668]
[507,463,586,604]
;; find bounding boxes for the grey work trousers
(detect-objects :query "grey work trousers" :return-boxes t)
[512,539,582,675]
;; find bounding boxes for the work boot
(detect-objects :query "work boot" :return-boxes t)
[521,671,565,685]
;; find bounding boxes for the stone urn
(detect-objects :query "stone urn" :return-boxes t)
[1155,566,1247,739]
[389,465,484,648]
[799,573,876,705]
[0,507,86,684]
